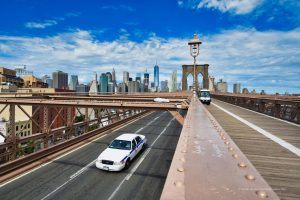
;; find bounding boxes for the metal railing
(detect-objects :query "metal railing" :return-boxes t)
[211,93,300,124]
[0,109,149,177]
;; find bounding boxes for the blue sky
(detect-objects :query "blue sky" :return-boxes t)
[0,0,299,94]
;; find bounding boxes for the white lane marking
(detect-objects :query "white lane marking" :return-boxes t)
[214,99,300,128]
[40,159,96,200]
[212,102,300,157]
[135,112,166,133]
[38,111,165,200]
[0,111,154,188]
[108,118,174,200]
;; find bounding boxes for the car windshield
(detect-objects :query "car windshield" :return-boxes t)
[109,139,131,150]
[200,91,210,97]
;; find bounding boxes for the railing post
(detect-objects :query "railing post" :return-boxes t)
[43,106,49,148]
[66,107,72,139]
[274,103,281,118]
[9,104,16,160]
[297,104,300,124]
[84,108,89,133]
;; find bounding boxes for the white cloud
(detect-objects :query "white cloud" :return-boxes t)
[198,0,263,14]
[179,0,263,15]
[25,20,58,29]
[0,28,299,94]
[99,5,134,12]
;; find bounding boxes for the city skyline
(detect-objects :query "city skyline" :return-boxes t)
[0,1,299,94]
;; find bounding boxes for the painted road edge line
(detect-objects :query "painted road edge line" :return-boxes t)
[212,102,300,157]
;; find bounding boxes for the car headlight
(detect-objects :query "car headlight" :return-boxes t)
[114,160,124,165]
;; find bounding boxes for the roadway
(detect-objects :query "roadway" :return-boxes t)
[0,111,183,200]
[206,99,300,200]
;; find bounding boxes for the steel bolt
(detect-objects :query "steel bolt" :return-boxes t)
[228,147,234,151]
[245,174,256,181]
[238,163,247,168]
[232,154,239,159]
[256,191,268,198]
[174,181,184,187]
[177,167,184,172]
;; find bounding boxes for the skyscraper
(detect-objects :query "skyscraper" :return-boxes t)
[123,71,129,84]
[144,71,149,92]
[42,75,53,88]
[100,73,108,93]
[106,72,112,83]
[216,79,228,93]
[89,72,99,94]
[160,80,168,92]
[52,70,68,89]
[154,63,159,90]
[69,75,79,90]
[169,70,177,92]
[233,83,241,93]
[112,68,116,83]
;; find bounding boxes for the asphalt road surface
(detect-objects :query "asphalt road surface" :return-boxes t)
[0,111,182,200]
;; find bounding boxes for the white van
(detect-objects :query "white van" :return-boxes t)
[199,89,211,105]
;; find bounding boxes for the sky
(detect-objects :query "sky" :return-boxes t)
[0,0,299,94]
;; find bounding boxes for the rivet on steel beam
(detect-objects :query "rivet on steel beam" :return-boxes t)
[180,158,186,162]
[174,181,184,187]
[232,154,239,159]
[219,132,224,136]
[224,141,230,145]
[256,191,268,199]
[222,136,227,140]
[228,147,234,151]
[245,174,256,181]
[238,163,247,168]
[177,167,184,172]
[181,150,187,153]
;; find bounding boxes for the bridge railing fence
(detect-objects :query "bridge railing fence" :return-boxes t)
[211,93,300,124]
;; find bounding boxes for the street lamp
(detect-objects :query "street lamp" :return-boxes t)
[188,34,202,98]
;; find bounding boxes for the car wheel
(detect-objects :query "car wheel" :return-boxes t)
[142,143,147,150]
[125,159,130,169]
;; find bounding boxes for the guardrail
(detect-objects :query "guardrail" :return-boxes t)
[0,110,150,178]
[161,97,279,199]
[211,93,300,124]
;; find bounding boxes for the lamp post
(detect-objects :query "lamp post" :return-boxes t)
[188,34,202,98]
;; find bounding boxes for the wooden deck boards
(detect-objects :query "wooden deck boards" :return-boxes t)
[206,100,300,200]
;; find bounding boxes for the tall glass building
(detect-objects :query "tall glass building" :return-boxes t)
[99,73,108,93]
[143,72,149,92]
[52,70,68,89]
[69,75,79,90]
[154,64,159,89]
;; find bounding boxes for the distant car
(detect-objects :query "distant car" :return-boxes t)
[96,133,147,171]
[199,89,211,105]
[154,97,170,103]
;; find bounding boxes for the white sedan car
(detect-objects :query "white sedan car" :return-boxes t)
[96,133,147,171]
